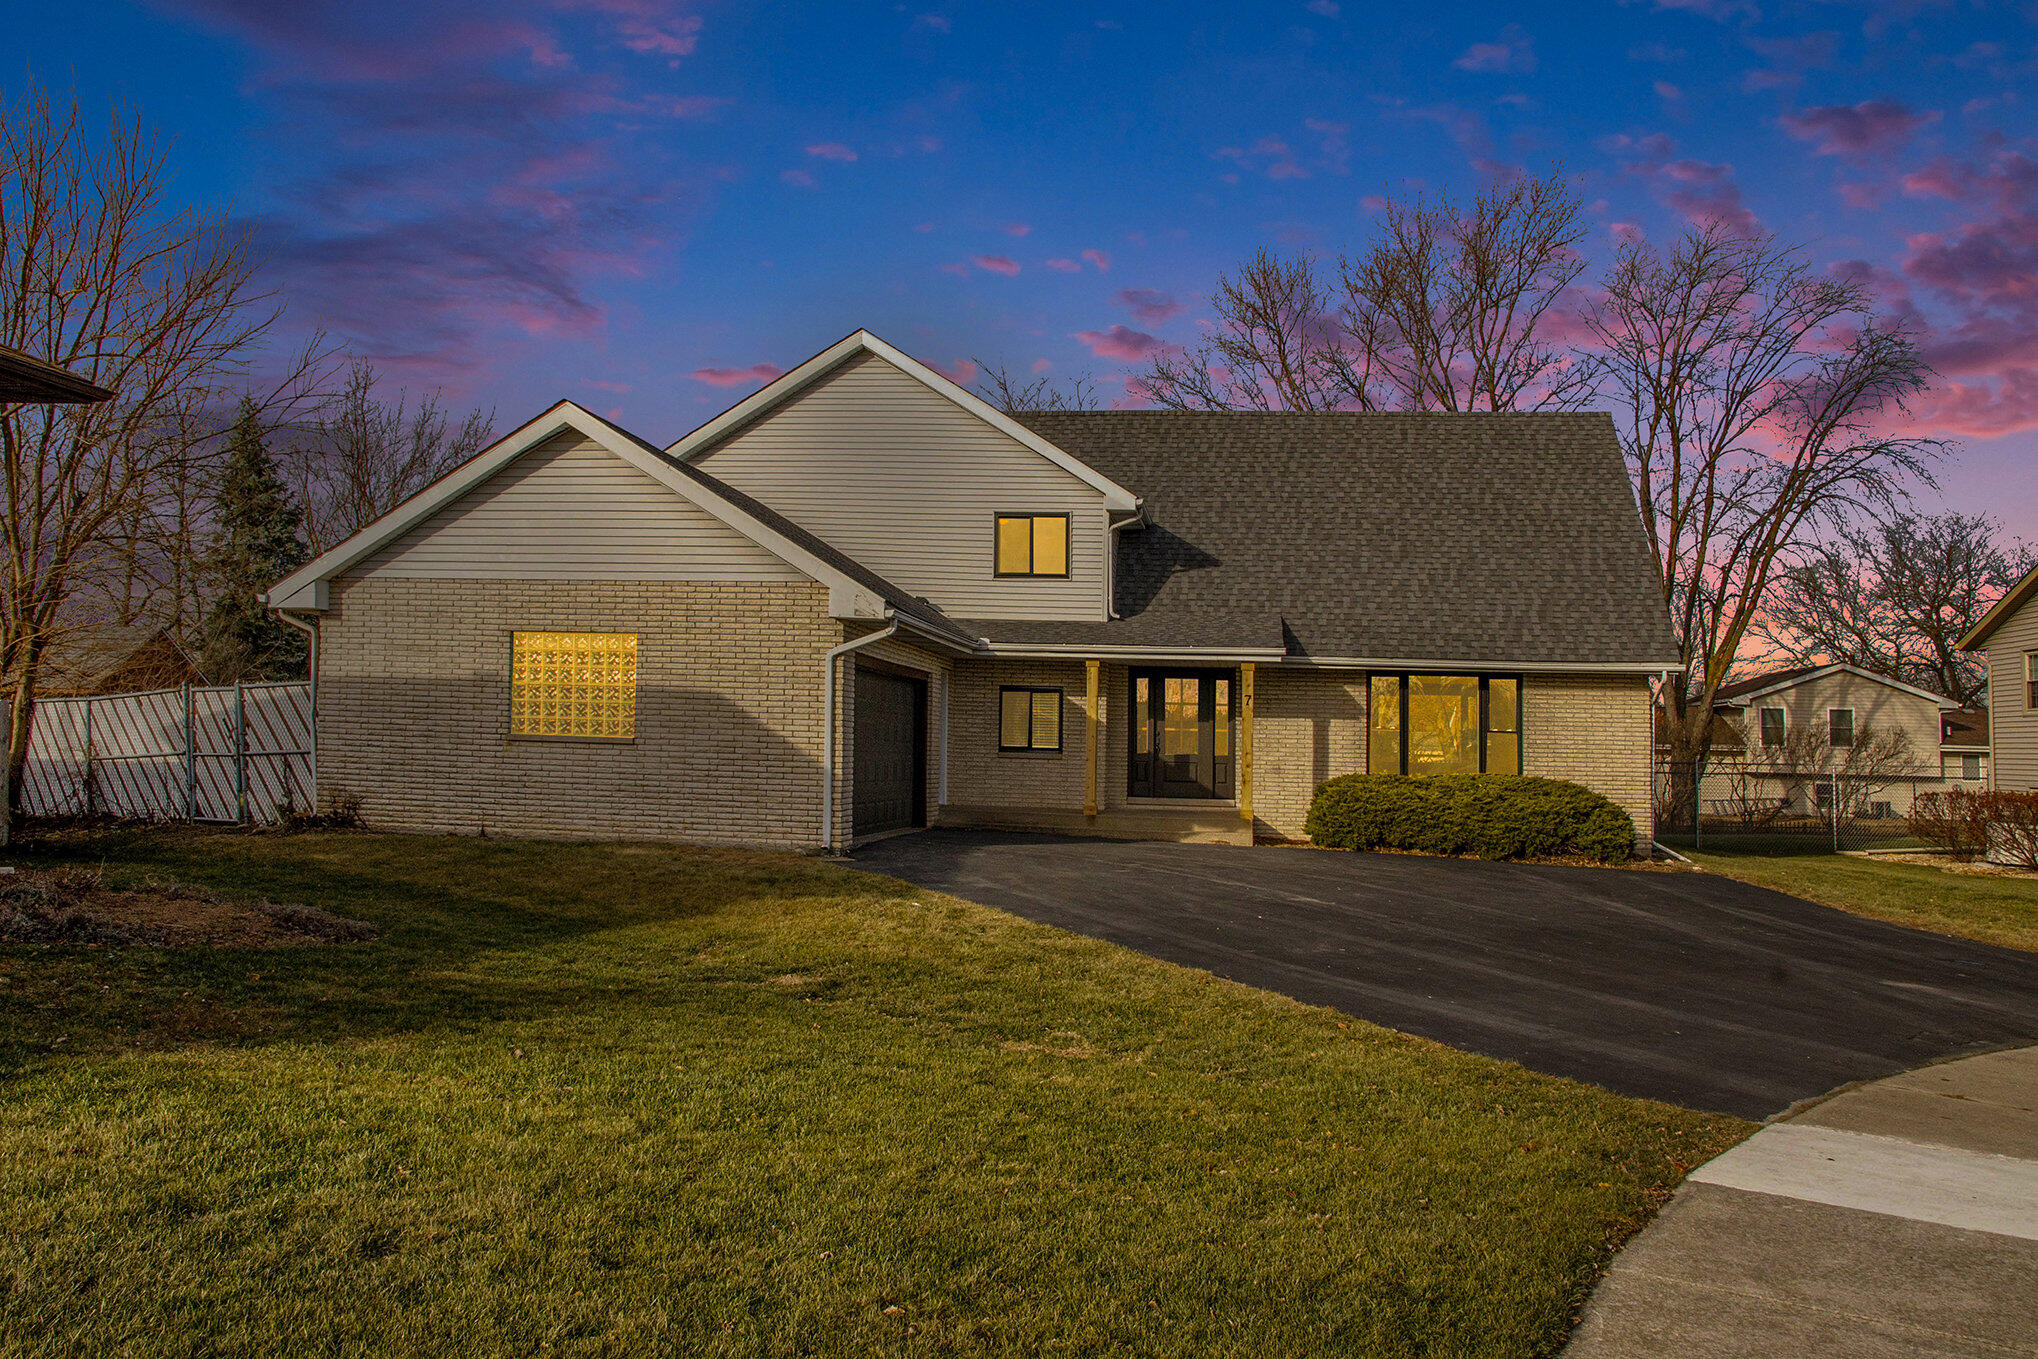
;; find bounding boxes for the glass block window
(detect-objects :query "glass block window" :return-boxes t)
[510,631,638,739]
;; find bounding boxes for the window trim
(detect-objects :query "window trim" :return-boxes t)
[1759,706,1786,748]
[1828,707,1855,748]
[992,512,1073,579]
[507,629,640,743]
[997,685,1065,752]
[2026,651,2038,709]
[1369,672,1523,776]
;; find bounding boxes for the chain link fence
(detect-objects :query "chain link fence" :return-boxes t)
[1653,757,1931,854]
[19,681,312,824]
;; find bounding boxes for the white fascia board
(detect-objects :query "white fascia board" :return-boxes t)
[663,329,1141,513]
[259,400,887,622]
[1726,663,1959,709]
[978,642,1286,662]
[1282,657,1684,675]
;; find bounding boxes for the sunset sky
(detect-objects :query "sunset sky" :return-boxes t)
[23,0,2038,536]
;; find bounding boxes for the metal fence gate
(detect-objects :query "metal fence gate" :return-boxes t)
[20,682,312,824]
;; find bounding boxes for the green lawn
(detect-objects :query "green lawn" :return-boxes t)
[2,829,1746,1358]
[1691,850,2038,953]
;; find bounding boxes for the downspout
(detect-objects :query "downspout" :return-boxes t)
[820,616,900,853]
[276,608,320,815]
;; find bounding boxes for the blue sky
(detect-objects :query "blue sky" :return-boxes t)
[17,0,2038,533]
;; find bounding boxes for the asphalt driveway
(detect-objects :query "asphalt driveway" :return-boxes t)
[849,830,2038,1118]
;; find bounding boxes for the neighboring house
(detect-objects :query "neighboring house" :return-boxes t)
[262,329,1679,853]
[1961,562,2038,792]
[1675,663,1985,819]
[18,622,208,697]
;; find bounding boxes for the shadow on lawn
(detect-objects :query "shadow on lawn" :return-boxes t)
[1,826,891,1074]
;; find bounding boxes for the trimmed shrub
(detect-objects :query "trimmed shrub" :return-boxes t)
[1305,773,1638,864]
[1983,791,2038,870]
[1907,788,1991,858]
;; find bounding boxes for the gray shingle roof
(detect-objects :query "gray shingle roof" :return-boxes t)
[985,411,1678,665]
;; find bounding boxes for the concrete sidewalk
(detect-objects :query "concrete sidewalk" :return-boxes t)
[1567,1045,2038,1357]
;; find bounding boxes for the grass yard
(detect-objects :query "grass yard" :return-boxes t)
[1,829,1746,1358]
[1691,850,2038,953]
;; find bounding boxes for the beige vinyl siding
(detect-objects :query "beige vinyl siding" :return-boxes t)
[691,352,1110,620]
[1985,600,2038,791]
[354,431,806,582]
[1738,673,1943,768]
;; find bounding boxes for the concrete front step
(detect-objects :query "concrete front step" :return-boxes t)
[935,803,1254,846]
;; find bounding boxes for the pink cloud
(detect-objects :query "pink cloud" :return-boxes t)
[971,254,1021,276]
[780,168,818,189]
[1044,257,1082,272]
[1453,24,1535,75]
[1839,181,1888,210]
[691,362,785,388]
[1030,357,1053,374]
[1002,221,1032,236]
[564,0,703,57]
[1361,193,1390,212]
[1780,100,1940,156]
[1081,248,1112,271]
[934,357,978,385]
[1616,138,1760,237]
[1116,288,1182,324]
[1306,0,1339,15]
[1073,325,1162,361]
[805,142,858,162]
[912,13,950,32]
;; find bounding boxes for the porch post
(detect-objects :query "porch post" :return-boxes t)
[1084,659,1100,820]
[1239,662,1255,828]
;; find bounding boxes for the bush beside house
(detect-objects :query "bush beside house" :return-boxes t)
[1305,774,1638,864]
[1910,788,2038,869]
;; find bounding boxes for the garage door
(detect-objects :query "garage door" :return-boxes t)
[853,666,926,838]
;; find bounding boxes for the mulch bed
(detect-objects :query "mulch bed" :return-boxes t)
[1857,850,2038,880]
[0,866,376,948]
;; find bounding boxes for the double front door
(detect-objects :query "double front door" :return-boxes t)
[1128,668,1235,799]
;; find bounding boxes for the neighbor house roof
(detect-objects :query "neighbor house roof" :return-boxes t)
[19,622,206,696]
[1712,662,1960,709]
[0,344,115,404]
[1941,708,1990,750]
[955,411,1680,668]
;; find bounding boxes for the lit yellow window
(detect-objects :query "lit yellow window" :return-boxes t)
[995,515,1069,576]
[510,631,637,739]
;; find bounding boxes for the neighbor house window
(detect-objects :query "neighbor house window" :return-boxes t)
[1948,753,1982,781]
[2027,651,2038,708]
[1760,708,1785,748]
[1828,708,1854,748]
[999,687,1063,751]
[1367,674,1522,775]
[994,514,1070,577]
[510,631,637,739]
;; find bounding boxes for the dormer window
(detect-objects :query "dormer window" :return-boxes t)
[994,514,1070,577]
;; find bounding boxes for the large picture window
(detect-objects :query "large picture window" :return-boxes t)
[1367,674,1521,775]
[510,631,638,739]
[994,514,1070,577]
[999,687,1063,751]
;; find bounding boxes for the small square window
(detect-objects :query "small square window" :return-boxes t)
[998,687,1063,751]
[994,515,1070,577]
[1828,709,1854,748]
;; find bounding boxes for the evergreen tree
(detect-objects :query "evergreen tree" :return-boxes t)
[199,401,309,680]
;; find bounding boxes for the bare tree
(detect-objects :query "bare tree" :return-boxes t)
[974,360,1100,413]
[1589,221,1941,766]
[1139,171,1591,412]
[287,359,493,552]
[1761,723,1923,824]
[0,86,319,818]
[1754,513,2034,707]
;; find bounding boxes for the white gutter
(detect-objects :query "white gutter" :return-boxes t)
[820,616,900,853]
